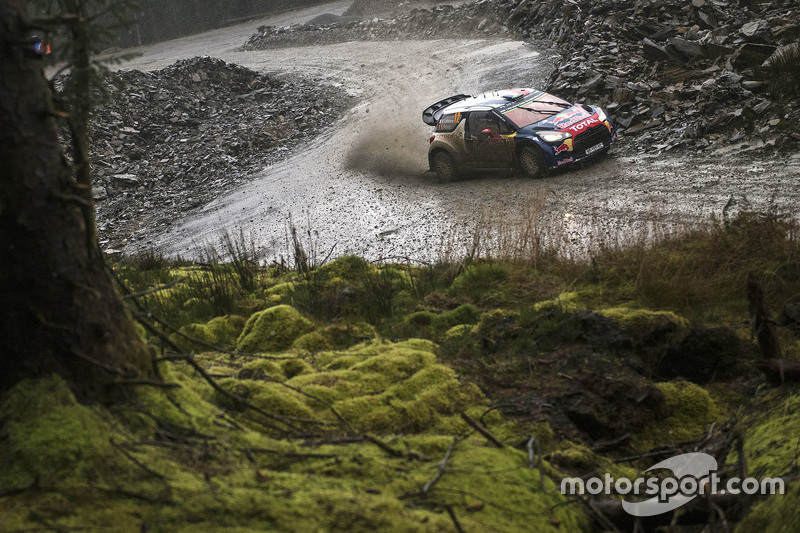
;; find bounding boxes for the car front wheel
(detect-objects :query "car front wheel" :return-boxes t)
[432,151,458,183]
[518,146,546,179]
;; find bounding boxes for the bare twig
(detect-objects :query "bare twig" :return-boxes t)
[460,412,504,448]
[109,438,167,480]
[526,435,545,490]
[421,438,458,495]
[445,505,465,533]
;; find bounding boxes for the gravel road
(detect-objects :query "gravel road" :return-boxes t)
[112,1,800,262]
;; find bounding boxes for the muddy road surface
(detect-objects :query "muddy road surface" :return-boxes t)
[115,1,800,262]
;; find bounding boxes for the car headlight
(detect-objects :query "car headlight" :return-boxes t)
[538,131,572,143]
[596,108,607,122]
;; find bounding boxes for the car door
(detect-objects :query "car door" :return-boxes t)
[464,111,516,167]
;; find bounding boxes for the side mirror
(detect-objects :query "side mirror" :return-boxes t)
[481,129,493,135]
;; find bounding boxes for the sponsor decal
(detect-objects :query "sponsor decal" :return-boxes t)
[553,109,589,129]
[557,157,574,166]
[554,138,573,154]
[563,116,600,136]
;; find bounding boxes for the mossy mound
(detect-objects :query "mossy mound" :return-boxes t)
[236,305,315,353]
[0,375,122,487]
[633,381,722,450]
[548,441,639,482]
[206,314,247,349]
[0,360,589,533]
[729,389,800,532]
[293,322,377,352]
[533,291,586,313]
[223,339,488,435]
[169,322,217,352]
[316,255,373,281]
[448,262,511,304]
[400,304,481,341]
[598,306,688,341]
[0,371,587,532]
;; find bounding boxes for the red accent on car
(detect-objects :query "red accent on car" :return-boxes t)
[429,134,435,144]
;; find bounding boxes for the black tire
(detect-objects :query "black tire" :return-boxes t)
[518,145,546,178]
[432,151,458,183]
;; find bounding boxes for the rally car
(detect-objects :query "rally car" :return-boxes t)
[423,88,616,181]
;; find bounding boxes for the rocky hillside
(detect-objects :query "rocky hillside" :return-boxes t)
[59,57,352,251]
[244,0,800,154]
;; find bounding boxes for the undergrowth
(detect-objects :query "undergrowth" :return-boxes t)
[6,212,799,531]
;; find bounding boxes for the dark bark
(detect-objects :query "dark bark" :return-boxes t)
[0,0,154,399]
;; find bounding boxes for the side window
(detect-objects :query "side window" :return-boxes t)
[495,114,512,134]
[467,111,512,135]
[437,113,462,132]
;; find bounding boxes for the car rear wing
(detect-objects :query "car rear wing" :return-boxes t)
[422,94,471,126]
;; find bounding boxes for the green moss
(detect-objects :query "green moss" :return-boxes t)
[533,291,584,313]
[293,322,377,353]
[448,262,511,304]
[634,381,722,450]
[443,323,477,342]
[736,479,800,532]
[281,358,314,379]
[316,255,373,281]
[548,441,639,482]
[0,355,590,533]
[598,306,688,339]
[732,390,800,532]
[0,376,117,486]
[405,310,435,327]
[236,305,315,353]
[733,391,800,478]
[169,322,217,351]
[440,303,481,327]
[206,315,247,349]
[238,359,286,381]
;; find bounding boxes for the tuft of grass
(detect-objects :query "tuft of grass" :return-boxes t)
[580,212,800,318]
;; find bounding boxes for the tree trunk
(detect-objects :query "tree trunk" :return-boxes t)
[0,1,154,400]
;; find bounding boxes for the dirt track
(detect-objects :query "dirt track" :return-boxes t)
[114,1,800,262]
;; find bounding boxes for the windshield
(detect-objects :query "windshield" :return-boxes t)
[501,95,571,128]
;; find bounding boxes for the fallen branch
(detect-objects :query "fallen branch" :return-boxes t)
[445,505,465,533]
[109,438,167,480]
[421,438,457,495]
[460,412,504,448]
[527,435,545,490]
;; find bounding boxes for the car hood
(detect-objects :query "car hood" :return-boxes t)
[521,104,601,134]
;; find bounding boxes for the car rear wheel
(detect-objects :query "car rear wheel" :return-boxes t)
[432,151,458,182]
[518,146,545,178]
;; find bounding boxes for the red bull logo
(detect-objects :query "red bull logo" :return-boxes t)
[553,108,587,127]
[555,138,574,154]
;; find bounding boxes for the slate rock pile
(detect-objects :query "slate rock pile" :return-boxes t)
[246,0,800,153]
[511,0,800,153]
[343,0,453,17]
[64,57,351,249]
[241,3,513,50]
